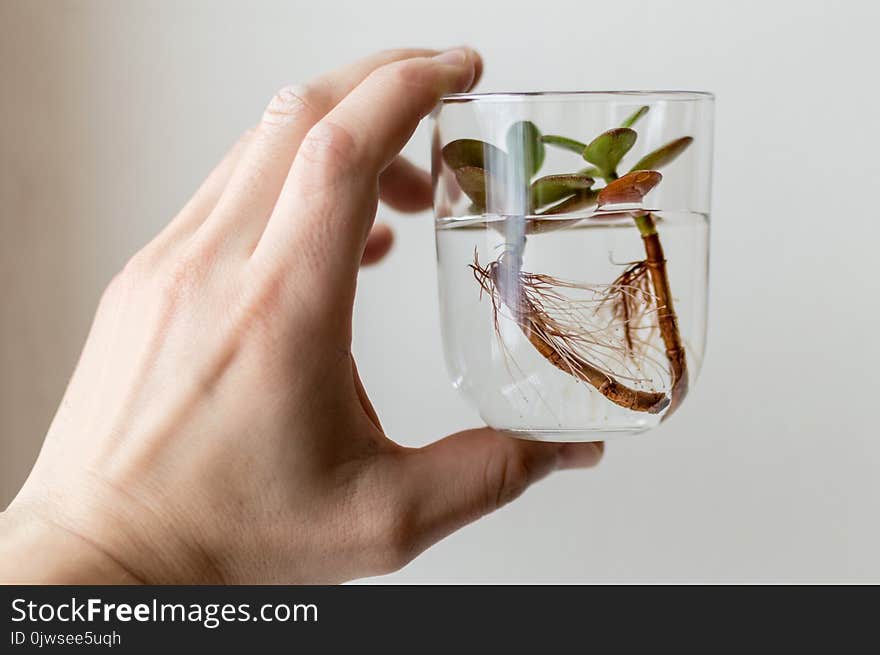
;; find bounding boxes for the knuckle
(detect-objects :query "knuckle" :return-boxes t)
[486,450,533,511]
[297,120,359,178]
[359,498,420,575]
[99,247,156,308]
[381,58,431,91]
[154,243,212,304]
[261,84,321,127]
[100,269,129,307]
[376,530,419,575]
[119,250,150,283]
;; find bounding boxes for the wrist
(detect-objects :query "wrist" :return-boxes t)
[0,504,144,584]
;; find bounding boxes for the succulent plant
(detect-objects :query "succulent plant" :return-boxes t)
[442,108,693,417]
[441,106,692,217]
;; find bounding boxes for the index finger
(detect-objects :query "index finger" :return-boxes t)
[253,48,481,274]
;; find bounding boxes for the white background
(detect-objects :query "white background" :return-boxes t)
[2,0,879,582]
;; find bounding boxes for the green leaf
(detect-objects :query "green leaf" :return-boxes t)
[541,134,588,155]
[597,170,662,207]
[621,106,649,128]
[582,128,637,177]
[630,136,694,172]
[538,189,599,215]
[531,174,595,209]
[506,120,545,178]
[441,139,506,170]
[577,165,602,178]
[451,166,488,210]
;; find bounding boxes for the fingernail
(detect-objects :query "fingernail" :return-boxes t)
[432,48,468,66]
[557,442,604,469]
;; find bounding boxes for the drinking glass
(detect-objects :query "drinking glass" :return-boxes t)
[432,91,714,441]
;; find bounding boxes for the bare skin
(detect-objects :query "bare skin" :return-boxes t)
[0,48,603,585]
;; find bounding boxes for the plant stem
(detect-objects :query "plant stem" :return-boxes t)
[633,212,689,417]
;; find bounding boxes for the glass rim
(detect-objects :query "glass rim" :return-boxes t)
[441,90,714,103]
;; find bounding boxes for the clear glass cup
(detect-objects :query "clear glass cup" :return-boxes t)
[432,91,714,441]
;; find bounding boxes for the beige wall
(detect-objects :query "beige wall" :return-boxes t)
[1,2,99,501]
[2,0,879,581]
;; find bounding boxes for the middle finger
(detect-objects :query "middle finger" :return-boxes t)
[196,48,440,258]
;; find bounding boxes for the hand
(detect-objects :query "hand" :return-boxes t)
[0,47,603,584]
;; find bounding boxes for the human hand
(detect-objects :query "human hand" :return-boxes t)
[0,47,603,584]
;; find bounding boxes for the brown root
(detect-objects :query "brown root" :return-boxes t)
[471,252,670,414]
[602,260,655,358]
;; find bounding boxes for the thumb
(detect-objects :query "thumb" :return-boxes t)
[397,428,603,555]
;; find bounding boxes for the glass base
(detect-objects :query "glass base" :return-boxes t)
[500,426,648,443]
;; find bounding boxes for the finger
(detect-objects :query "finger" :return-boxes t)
[150,130,252,253]
[395,429,603,554]
[379,156,432,212]
[197,48,442,257]
[255,47,480,291]
[559,440,605,469]
[361,223,394,266]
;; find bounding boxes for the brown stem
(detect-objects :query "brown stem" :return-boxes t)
[635,212,688,417]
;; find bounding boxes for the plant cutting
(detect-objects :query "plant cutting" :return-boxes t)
[433,92,713,439]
